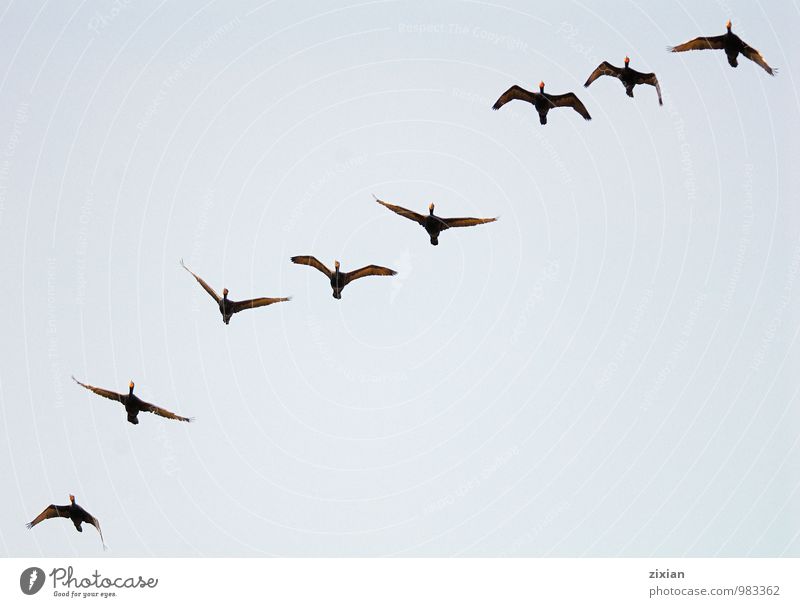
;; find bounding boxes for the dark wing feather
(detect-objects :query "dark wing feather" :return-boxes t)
[636,71,663,105]
[492,85,536,110]
[547,92,592,120]
[439,216,498,230]
[343,265,397,286]
[140,399,193,423]
[231,297,291,313]
[584,61,621,87]
[180,259,221,303]
[669,35,726,52]
[27,504,69,528]
[290,256,332,278]
[374,196,426,225]
[79,510,107,550]
[72,376,125,404]
[741,42,776,75]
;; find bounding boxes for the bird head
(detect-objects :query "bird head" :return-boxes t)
[538,81,545,92]
[223,288,229,298]
[726,19,732,31]
[128,381,134,393]
[429,202,435,214]
[624,56,630,66]
[334,260,340,271]
[69,494,75,504]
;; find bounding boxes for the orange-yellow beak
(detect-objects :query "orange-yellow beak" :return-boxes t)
[726,19,732,29]
[129,381,134,390]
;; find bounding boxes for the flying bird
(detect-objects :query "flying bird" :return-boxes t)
[492,81,591,125]
[584,56,663,105]
[27,494,106,549]
[668,20,776,75]
[72,376,192,425]
[180,259,290,324]
[374,196,497,246]
[290,256,396,299]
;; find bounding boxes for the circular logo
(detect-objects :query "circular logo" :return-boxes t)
[20,567,46,595]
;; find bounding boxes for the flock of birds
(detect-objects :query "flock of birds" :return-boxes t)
[25,19,776,550]
[493,20,774,124]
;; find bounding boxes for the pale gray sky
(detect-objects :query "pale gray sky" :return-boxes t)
[1,0,799,556]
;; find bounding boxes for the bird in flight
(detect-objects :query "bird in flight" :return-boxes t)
[669,20,776,75]
[374,196,497,246]
[584,56,663,105]
[290,256,396,299]
[492,81,591,125]
[180,259,290,325]
[72,376,193,425]
[27,494,106,549]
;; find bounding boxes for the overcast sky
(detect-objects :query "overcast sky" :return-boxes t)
[1,0,798,557]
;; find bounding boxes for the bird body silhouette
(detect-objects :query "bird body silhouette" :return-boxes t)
[492,81,591,124]
[290,256,396,299]
[584,56,663,105]
[669,20,776,75]
[27,495,106,549]
[72,377,192,425]
[180,259,290,324]
[375,197,497,246]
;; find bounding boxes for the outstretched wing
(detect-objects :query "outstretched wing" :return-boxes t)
[180,259,221,303]
[374,196,426,225]
[82,512,107,550]
[72,376,125,404]
[26,504,70,528]
[439,216,498,230]
[140,400,193,423]
[637,71,663,105]
[492,85,536,110]
[547,92,592,120]
[741,42,776,75]
[290,256,332,278]
[343,265,397,286]
[584,61,621,87]
[231,297,291,313]
[669,35,726,52]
